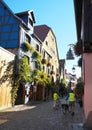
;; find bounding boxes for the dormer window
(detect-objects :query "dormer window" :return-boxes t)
[29,18,33,27]
[25,34,30,43]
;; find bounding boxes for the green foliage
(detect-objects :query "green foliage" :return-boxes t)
[12,45,54,104]
[47,62,51,67]
[32,50,42,60]
[61,77,66,87]
[11,81,19,106]
[24,42,34,52]
[52,83,60,93]
[75,81,84,97]
[59,78,67,94]
[36,59,43,71]
[19,56,32,82]
[41,58,47,64]
[50,70,55,75]
[11,56,20,106]
[31,70,52,87]
[74,40,83,56]
[32,51,42,71]
[11,55,33,106]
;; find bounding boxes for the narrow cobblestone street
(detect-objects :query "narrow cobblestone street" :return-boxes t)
[0,100,86,130]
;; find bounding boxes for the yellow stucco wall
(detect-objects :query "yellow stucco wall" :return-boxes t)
[42,30,59,81]
[0,47,15,110]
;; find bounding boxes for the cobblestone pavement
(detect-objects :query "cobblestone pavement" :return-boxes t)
[0,99,88,130]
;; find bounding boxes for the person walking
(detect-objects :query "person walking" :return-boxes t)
[53,92,60,109]
[66,90,76,116]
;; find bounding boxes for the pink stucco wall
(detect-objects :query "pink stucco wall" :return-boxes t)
[83,53,92,127]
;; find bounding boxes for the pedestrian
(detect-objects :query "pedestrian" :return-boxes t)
[53,92,60,109]
[61,96,69,114]
[66,90,76,116]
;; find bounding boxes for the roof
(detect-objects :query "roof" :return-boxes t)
[0,46,15,56]
[34,24,59,60]
[34,25,51,42]
[74,0,82,41]
[31,33,42,45]
[15,10,36,23]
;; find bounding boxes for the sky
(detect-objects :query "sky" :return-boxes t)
[4,0,81,78]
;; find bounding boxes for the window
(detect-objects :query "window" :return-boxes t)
[48,68,50,75]
[47,55,50,62]
[35,61,38,69]
[43,66,45,72]
[29,18,33,27]
[46,41,48,46]
[52,65,54,70]
[36,44,39,51]
[50,47,55,55]
[56,68,59,73]
[25,34,30,43]
[43,51,45,58]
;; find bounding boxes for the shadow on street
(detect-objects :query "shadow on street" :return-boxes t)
[0,100,84,130]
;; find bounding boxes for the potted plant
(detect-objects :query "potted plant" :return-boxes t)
[41,58,47,65]
[73,40,83,56]
[75,81,84,107]
[75,81,84,96]
[22,42,34,52]
[47,62,51,67]
[78,57,82,67]
[56,73,60,77]
[50,70,55,75]
[32,50,42,60]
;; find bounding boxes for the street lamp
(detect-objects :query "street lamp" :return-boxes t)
[72,65,79,73]
[66,45,77,91]
[72,67,75,73]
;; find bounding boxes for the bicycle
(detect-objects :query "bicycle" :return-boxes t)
[61,97,69,114]
[54,99,61,110]
[61,103,69,114]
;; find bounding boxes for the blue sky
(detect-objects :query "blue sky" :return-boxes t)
[4,0,81,77]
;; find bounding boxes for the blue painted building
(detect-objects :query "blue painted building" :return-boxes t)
[0,0,59,104]
[0,0,41,57]
[0,0,42,104]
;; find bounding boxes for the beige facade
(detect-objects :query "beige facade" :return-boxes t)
[0,47,15,110]
[42,29,59,82]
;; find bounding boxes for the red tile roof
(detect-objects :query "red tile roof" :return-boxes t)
[34,25,50,42]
